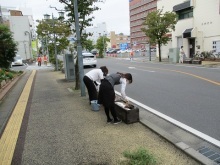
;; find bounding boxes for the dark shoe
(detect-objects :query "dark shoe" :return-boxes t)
[113,119,122,124]
[107,118,113,124]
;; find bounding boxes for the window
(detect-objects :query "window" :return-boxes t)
[177,8,193,20]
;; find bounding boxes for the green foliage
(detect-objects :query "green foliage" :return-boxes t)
[0,68,23,84]
[36,18,71,56]
[59,0,103,89]
[142,10,177,62]
[0,25,18,69]
[84,39,95,52]
[60,0,101,48]
[96,36,110,58]
[122,148,157,165]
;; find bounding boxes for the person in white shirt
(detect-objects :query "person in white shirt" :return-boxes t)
[98,72,133,124]
[83,66,108,104]
[179,46,185,63]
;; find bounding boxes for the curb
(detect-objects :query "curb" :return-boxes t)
[0,72,25,101]
[140,119,217,165]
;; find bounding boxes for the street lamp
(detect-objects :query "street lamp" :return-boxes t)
[73,0,86,97]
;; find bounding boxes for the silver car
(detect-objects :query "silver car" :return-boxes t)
[11,55,24,66]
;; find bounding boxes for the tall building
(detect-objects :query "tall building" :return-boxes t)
[109,31,130,49]
[129,0,157,50]
[1,6,35,60]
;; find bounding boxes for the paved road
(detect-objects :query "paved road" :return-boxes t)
[95,58,220,144]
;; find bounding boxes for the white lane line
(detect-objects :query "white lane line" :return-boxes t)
[115,91,220,148]
[128,67,155,72]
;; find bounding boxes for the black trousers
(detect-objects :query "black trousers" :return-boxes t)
[98,79,118,120]
[83,76,98,101]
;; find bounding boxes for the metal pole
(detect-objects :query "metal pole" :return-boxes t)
[45,36,50,62]
[52,13,58,71]
[149,43,151,61]
[74,0,86,96]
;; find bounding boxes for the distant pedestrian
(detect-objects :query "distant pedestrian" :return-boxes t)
[43,55,48,66]
[83,66,108,104]
[130,50,134,61]
[179,46,185,63]
[37,55,42,66]
[98,72,133,124]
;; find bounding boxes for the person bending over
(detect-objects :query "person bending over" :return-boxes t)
[98,72,132,124]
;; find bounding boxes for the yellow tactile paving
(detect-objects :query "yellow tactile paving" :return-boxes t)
[0,70,36,165]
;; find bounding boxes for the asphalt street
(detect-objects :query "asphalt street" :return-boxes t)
[97,57,220,143]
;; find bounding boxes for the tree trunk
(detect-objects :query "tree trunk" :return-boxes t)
[158,42,162,62]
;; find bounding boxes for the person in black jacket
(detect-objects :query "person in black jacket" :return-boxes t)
[98,72,132,124]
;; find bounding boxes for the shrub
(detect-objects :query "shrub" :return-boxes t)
[122,148,157,165]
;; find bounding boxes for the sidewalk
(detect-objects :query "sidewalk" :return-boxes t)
[0,69,203,165]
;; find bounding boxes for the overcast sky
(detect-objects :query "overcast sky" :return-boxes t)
[0,0,130,35]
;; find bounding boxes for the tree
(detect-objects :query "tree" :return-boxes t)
[0,25,17,69]
[84,39,95,52]
[36,18,71,65]
[96,36,110,58]
[142,10,177,62]
[59,0,104,90]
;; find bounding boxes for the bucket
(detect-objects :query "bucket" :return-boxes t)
[91,100,100,111]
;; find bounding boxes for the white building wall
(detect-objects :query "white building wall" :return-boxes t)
[194,1,220,53]
[157,0,220,59]
[9,16,32,60]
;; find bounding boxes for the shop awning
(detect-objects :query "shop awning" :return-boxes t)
[183,28,193,38]
[173,1,191,12]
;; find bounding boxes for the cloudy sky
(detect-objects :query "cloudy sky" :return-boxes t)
[0,0,130,35]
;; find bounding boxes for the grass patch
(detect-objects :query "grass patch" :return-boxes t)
[121,148,158,165]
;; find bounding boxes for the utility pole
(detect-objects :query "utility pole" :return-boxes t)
[52,13,58,71]
[73,0,85,96]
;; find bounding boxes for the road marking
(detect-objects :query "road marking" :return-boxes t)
[115,91,220,148]
[128,67,155,72]
[123,63,220,86]
[0,70,36,165]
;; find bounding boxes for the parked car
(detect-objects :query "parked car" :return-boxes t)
[109,49,120,54]
[82,52,97,67]
[117,49,127,54]
[106,48,114,54]
[151,48,156,52]
[11,55,24,66]
[91,49,98,55]
[117,49,132,53]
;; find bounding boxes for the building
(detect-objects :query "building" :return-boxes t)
[86,22,107,44]
[0,6,35,60]
[109,31,130,49]
[129,0,157,50]
[157,0,220,59]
